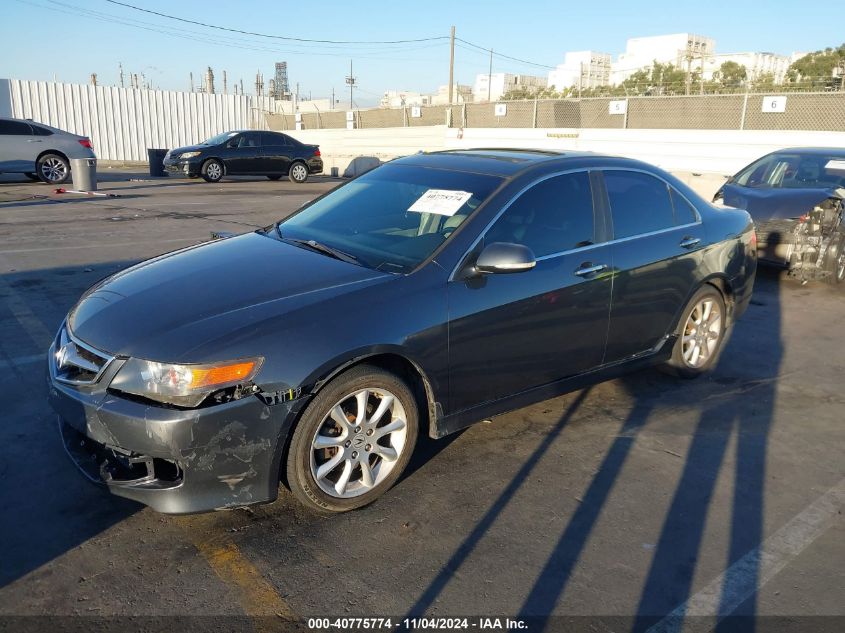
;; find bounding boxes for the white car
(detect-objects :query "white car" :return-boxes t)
[0,117,96,184]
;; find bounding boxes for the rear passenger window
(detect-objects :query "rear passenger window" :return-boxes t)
[485,171,595,257]
[670,188,698,224]
[604,171,675,239]
[0,120,33,135]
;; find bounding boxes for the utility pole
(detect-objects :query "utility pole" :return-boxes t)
[223,70,228,94]
[487,48,493,102]
[700,53,705,95]
[448,26,456,104]
[118,62,124,88]
[331,87,335,109]
[346,60,356,109]
[189,71,194,92]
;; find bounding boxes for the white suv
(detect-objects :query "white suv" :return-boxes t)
[0,117,96,184]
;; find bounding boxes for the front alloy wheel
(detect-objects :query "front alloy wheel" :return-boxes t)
[287,365,418,513]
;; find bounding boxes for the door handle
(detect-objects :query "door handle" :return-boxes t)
[27,139,42,143]
[574,263,608,277]
[679,236,701,249]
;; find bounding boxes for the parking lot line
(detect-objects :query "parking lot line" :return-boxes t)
[189,528,298,629]
[646,476,845,632]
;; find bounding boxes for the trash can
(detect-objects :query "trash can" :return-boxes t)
[147,148,169,177]
[70,158,97,192]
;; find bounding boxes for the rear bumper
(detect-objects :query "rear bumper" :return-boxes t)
[47,341,295,514]
[307,157,323,174]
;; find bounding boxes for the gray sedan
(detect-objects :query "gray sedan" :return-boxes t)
[0,117,95,184]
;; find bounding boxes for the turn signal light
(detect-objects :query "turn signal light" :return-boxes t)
[189,361,259,390]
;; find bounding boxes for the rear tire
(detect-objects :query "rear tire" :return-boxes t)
[266,174,282,181]
[662,285,727,379]
[36,154,70,184]
[289,161,308,184]
[286,364,419,514]
[200,159,223,183]
[823,233,845,285]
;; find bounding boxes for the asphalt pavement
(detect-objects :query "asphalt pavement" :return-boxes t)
[0,169,842,632]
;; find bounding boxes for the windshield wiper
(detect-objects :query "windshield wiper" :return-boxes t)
[276,229,360,265]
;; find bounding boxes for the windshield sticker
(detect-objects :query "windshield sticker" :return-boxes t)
[408,189,473,216]
[825,159,845,172]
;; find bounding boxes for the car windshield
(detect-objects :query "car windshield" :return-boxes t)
[273,162,503,273]
[202,131,238,146]
[733,153,845,189]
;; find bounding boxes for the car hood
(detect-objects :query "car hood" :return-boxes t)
[68,232,391,361]
[168,144,206,156]
[721,183,845,221]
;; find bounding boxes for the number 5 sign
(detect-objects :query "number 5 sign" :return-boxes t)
[608,99,627,115]
[762,96,787,113]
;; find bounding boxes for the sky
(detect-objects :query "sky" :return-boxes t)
[1,0,841,106]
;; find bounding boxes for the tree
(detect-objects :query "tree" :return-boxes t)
[714,61,747,89]
[786,43,845,89]
[620,62,691,96]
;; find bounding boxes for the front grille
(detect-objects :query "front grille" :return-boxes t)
[53,326,114,385]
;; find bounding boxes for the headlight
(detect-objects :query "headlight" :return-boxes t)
[180,151,201,159]
[110,357,263,407]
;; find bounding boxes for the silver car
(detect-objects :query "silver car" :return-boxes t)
[0,117,95,184]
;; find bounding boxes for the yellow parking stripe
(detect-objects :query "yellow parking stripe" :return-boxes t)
[192,534,298,629]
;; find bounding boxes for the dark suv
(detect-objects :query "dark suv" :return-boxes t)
[164,130,322,183]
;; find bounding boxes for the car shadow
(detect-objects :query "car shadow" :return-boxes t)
[0,261,144,588]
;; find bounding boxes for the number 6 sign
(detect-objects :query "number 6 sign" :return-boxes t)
[762,96,787,113]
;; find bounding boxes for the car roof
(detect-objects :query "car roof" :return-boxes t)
[393,148,602,177]
[771,147,845,158]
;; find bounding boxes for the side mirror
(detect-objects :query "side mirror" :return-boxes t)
[475,242,536,274]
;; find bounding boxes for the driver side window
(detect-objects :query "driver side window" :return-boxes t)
[485,171,595,257]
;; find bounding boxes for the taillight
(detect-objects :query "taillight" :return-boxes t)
[750,229,757,247]
[78,138,92,149]
[313,148,321,157]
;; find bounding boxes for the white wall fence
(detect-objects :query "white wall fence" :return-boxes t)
[0,78,274,162]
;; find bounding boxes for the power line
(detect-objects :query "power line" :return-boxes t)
[102,0,450,45]
[456,37,555,70]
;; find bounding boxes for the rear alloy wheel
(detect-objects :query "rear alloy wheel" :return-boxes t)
[36,154,70,184]
[289,162,308,184]
[266,174,282,181]
[201,159,223,183]
[662,285,727,378]
[286,365,418,513]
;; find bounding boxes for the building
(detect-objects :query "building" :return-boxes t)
[701,52,792,83]
[379,90,429,108]
[428,84,473,105]
[273,61,290,100]
[611,33,716,84]
[473,73,547,102]
[548,51,612,92]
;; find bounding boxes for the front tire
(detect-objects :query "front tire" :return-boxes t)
[201,159,224,183]
[824,233,845,285]
[289,161,308,184]
[36,154,70,184]
[286,365,419,513]
[662,285,727,378]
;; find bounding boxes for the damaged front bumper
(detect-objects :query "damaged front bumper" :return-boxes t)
[47,339,296,514]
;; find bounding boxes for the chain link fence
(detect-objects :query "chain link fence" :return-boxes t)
[266,92,845,133]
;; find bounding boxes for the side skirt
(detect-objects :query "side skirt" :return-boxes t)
[431,339,674,439]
